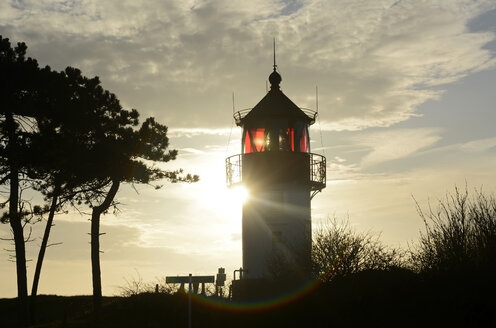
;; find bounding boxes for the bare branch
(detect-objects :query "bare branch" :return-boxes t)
[24,226,33,243]
[46,242,63,248]
[0,173,11,185]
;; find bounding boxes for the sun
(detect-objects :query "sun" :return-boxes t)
[193,177,249,217]
[229,185,250,204]
[180,151,250,219]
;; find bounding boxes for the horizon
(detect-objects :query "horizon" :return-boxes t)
[1,0,496,298]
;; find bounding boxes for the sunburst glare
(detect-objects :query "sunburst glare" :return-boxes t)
[230,185,250,204]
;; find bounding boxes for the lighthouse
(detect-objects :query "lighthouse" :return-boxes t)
[226,61,326,282]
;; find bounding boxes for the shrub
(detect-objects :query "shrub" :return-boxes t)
[312,217,403,280]
[411,186,496,274]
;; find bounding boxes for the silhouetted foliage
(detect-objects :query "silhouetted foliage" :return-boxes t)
[79,90,199,315]
[411,186,496,274]
[27,66,127,323]
[0,36,199,326]
[404,187,496,327]
[118,272,181,297]
[0,34,48,327]
[312,217,404,280]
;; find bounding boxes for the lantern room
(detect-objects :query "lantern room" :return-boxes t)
[236,69,315,153]
[227,67,325,194]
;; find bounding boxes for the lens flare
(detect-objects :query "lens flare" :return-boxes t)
[231,186,250,203]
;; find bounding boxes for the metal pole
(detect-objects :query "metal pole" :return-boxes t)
[273,37,276,70]
[188,273,192,328]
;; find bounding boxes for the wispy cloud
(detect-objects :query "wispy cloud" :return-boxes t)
[458,137,496,153]
[179,147,206,154]
[168,127,233,137]
[1,0,494,131]
[420,136,496,155]
[357,128,442,166]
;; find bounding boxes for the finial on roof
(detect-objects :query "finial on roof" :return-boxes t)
[269,37,282,89]
[273,37,277,71]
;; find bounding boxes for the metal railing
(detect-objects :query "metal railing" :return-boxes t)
[309,153,326,191]
[233,108,252,126]
[226,154,242,187]
[300,108,318,125]
[225,153,326,190]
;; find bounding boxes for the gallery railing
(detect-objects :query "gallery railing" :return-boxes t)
[226,153,326,191]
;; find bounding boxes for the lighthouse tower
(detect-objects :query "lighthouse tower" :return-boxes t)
[226,63,326,281]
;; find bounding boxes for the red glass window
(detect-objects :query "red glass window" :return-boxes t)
[279,128,295,151]
[243,126,309,153]
[244,130,253,153]
[244,128,266,153]
[299,128,309,152]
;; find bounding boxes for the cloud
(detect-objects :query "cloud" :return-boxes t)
[178,147,205,154]
[1,0,495,131]
[168,127,233,138]
[418,136,496,156]
[357,128,442,166]
[458,137,496,153]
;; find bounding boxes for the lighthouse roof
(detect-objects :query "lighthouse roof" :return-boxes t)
[239,69,315,126]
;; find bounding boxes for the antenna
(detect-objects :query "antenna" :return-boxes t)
[316,86,319,114]
[273,37,277,71]
[315,85,325,157]
[226,93,235,158]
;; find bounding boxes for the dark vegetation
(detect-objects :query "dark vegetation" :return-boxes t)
[0,35,198,327]
[1,187,494,327]
[1,36,495,327]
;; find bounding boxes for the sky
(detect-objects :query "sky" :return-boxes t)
[1,0,496,297]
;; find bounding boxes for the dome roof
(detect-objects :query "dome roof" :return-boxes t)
[269,70,282,87]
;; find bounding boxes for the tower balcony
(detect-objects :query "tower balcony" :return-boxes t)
[226,153,243,186]
[225,153,326,192]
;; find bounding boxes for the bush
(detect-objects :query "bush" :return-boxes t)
[312,217,403,280]
[118,271,178,297]
[411,186,496,274]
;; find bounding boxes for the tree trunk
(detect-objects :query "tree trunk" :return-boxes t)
[10,168,29,327]
[30,184,60,324]
[6,112,29,327]
[91,179,120,317]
